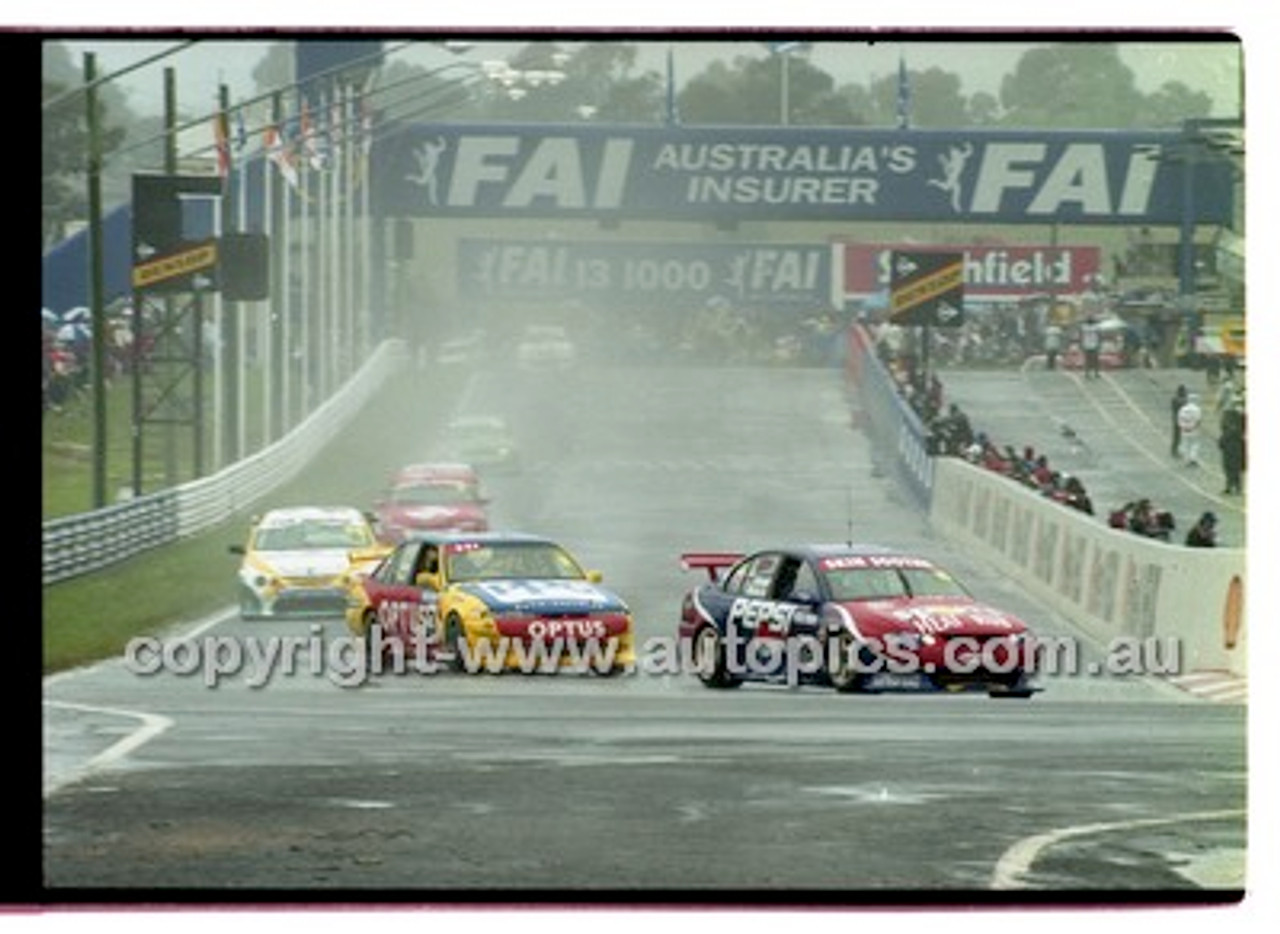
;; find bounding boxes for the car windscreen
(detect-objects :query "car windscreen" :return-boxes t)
[253,520,374,551]
[446,542,584,582]
[823,565,969,601]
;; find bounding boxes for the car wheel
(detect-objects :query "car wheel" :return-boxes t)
[362,610,383,671]
[238,586,262,621]
[828,629,870,694]
[444,613,467,673]
[988,671,1036,699]
[694,625,741,689]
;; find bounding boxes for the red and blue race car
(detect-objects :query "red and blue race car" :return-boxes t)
[678,544,1039,697]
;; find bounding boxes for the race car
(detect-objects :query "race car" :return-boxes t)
[440,414,519,472]
[372,462,490,543]
[230,506,380,620]
[516,323,576,368]
[346,532,634,674]
[678,544,1038,697]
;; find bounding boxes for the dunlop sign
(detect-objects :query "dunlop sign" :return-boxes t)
[132,240,218,292]
[889,251,965,327]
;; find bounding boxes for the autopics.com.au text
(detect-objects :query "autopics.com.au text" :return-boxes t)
[121,625,1186,690]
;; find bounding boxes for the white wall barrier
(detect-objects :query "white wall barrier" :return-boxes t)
[930,457,1246,676]
[43,339,410,585]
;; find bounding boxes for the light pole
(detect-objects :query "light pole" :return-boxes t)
[767,41,805,126]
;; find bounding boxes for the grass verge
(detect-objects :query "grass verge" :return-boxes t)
[43,362,460,674]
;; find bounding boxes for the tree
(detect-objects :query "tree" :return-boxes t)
[41,42,128,247]
[678,50,854,126]
[868,66,970,128]
[1140,80,1213,128]
[999,43,1144,128]
[966,91,1002,126]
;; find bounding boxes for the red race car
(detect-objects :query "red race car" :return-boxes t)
[373,462,490,543]
[678,544,1039,697]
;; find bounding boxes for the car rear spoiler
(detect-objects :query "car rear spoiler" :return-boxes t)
[348,544,393,574]
[679,552,743,583]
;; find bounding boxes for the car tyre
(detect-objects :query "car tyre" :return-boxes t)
[444,612,467,673]
[362,610,383,673]
[828,629,871,694]
[238,586,263,621]
[987,671,1036,699]
[694,625,741,689]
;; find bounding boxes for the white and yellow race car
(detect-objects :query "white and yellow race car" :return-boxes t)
[230,506,382,620]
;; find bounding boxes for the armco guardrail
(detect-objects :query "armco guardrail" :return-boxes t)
[42,340,410,586]
[844,324,933,507]
[930,456,1246,675]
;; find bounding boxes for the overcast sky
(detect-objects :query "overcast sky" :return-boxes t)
[53,32,1245,120]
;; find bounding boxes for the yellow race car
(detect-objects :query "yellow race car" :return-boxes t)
[230,506,381,620]
[345,532,634,674]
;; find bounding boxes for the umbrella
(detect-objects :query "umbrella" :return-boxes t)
[55,322,90,343]
[63,306,91,322]
[41,307,59,325]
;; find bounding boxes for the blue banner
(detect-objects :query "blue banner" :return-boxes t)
[457,239,831,307]
[373,123,1235,226]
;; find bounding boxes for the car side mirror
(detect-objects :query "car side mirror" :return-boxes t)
[229,544,246,555]
[586,570,603,583]
[415,571,440,590]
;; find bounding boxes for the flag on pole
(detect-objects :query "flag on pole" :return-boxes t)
[213,110,231,178]
[264,123,300,190]
[896,53,911,129]
[300,97,327,171]
[234,107,248,156]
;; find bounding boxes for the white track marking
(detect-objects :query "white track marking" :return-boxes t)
[1063,371,1240,513]
[43,701,174,797]
[990,808,1246,889]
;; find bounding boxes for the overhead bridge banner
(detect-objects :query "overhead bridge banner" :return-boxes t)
[457,239,831,307]
[373,123,1234,225]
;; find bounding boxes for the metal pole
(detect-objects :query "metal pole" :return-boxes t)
[780,49,790,126]
[163,67,178,486]
[83,52,108,509]
[219,83,240,466]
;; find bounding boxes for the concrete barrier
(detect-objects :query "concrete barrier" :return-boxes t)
[845,325,933,508]
[930,457,1246,676]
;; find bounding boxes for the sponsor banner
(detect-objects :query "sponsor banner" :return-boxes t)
[457,239,830,307]
[842,243,1102,299]
[374,124,1234,225]
[131,239,219,291]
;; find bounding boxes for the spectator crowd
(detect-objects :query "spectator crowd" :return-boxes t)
[866,312,1236,548]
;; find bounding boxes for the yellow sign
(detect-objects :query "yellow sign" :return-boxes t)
[132,242,218,289]
[890,262,963,314]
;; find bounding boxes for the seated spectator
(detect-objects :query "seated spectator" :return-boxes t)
[1061,476,1094,515]
[1185,512,1217,548]
[1115,498,1175,541]
[1109,502,1134,530]
[1031,454,1054,487]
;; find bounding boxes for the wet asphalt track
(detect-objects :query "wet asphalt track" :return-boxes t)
[40,354,1248,903]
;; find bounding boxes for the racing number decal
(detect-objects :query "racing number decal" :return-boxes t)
[728,598,795,638]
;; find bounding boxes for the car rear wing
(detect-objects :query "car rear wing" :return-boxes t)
[348,544,394,576]
[679,552,744,583]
